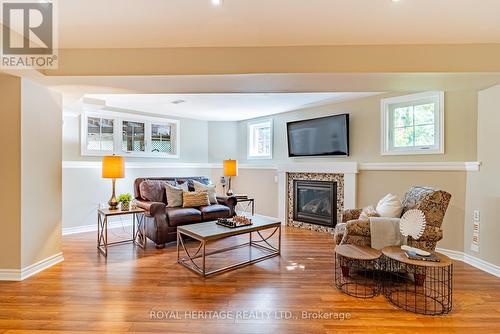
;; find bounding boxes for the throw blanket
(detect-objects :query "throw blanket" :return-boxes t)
[370,217,405,250]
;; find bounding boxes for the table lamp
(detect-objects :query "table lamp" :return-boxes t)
[102,155,125,210]
[223,159,238,196]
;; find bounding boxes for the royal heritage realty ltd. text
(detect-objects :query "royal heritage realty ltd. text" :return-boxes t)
[150,309,352,321]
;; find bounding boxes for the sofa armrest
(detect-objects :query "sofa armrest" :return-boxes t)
[216,195,237,207]
[342,208,362,223]
[135,199,166,217]
[216,195,237,216]
[345,219,371,237]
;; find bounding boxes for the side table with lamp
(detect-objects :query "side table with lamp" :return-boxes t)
[221,159,255,215]
[98,155,146,257]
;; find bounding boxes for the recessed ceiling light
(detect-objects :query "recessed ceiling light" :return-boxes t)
[211,0,222,6]
[392,0,401,2]
[171,99,186,105]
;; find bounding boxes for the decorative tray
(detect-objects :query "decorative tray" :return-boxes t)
[216,216,253,228]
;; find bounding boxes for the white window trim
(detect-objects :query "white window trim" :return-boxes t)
[381,91,444,156]
[81,110,180,159]
[247,119,273,160]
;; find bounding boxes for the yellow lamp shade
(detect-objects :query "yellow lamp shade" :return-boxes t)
[102,156,125,179]
[223,159,238,177]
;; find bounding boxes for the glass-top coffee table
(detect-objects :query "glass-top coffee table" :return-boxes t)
[177,216,281,277]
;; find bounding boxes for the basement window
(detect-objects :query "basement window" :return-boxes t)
[247,119,273,159]
[81,111,179,158]
[381,91,444,155]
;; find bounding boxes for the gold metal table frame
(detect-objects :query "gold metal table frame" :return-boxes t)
[97,208,146,257]
[177,221,281,277]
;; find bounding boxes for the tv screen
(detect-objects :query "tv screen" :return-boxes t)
[287,114,349,157]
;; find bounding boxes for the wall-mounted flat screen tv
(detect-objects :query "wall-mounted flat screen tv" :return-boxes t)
[287,114,349,157]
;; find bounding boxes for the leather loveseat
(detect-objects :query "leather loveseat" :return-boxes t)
[134,177,237,248]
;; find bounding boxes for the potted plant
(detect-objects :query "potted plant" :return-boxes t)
[118,193,133,211]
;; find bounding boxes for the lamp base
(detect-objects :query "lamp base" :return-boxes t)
[225,176,234,196]
[108,178,119,210]
[108,198,119,211]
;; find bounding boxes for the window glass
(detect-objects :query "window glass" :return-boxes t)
[122,121,145,152]
[248,121,272,158]
[151,123,172,153]
[86,117,114,151]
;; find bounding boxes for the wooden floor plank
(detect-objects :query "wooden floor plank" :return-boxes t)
[0,226,499,333]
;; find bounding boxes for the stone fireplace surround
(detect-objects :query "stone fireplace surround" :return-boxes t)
[277,163,358,233]
[288,173,344,232]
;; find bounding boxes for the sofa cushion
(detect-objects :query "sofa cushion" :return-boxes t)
[166,207,202,227]
[199,204,231,221]
[139,180,169,202]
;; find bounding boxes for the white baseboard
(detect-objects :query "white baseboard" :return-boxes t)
[21,253,64,280]
[436,247,500,278]
[0,252,64,281]
[0,269,21,281]
[62,219,133,235]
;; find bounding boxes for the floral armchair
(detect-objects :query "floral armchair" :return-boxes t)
[334,186,452,251]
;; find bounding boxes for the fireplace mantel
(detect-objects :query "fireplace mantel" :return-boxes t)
[276,162,358,174]
[277,162,358,228]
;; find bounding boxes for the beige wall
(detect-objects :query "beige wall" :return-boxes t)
[46,44,500,76]
[211,168,279,218]
[358,171,466,252]
[0,76,63,273]
[21,79,63,268]
[465,84,500,267]
[236,91,478,164]
[0,75,22,270]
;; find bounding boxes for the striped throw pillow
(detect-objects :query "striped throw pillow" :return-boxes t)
[182,191,210,208]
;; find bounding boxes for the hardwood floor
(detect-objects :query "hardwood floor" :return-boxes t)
[1,226,499,333]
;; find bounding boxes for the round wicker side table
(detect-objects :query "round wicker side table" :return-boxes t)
[334,244,382,298]
[382,246,453,315]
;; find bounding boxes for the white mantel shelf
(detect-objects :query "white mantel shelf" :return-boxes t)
[276,162,358,174]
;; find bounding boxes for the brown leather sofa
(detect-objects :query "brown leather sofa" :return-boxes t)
[134,177,237,248]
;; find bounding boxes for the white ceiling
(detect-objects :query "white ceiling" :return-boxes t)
[57,0,500,48]
[83,93,380,121]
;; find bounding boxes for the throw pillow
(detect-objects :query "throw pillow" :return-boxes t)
[165,183,183,208]
[193,180,217,204]
[182,191,210,208]
[376,193,403,218]
[176,181,189,192]
[139,180,166,202]
[359,205,380,221]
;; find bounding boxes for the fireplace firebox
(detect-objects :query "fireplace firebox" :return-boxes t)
[293,180,337,227]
